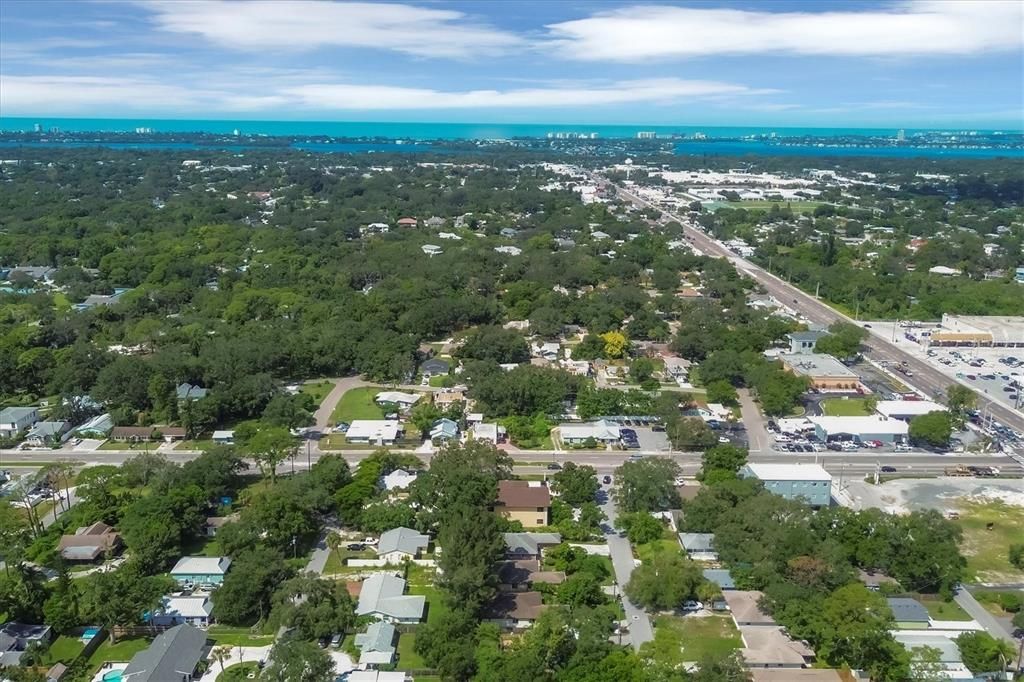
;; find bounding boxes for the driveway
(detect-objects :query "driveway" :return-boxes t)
[199,645,272,681]
[600,484,654,650]
[314,376,371,430]
[954,589,1018,646]
[737,389,768,453]
[304,532,331,574]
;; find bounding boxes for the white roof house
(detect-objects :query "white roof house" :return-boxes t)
[874,400,947,420]
[559,420,621,443]
[356,574,425,623]
[354,621,397,666]
[377,527,429,558]
[375,391,420,406]
[382,469,418,491]
[742,463,832,482]
[170,556,232,576]
[421,244,443,256]
[471,422,505,444]
[153,595,214,625]
[346,420,402,443]
[494,246,522,256]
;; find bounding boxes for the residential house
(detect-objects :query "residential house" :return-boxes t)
[0,623,52,667]
[495,481,551,527]
[170,556,231,587]
[438,232,461,240]
[354,621,397,666]
[121,624,209,682]
[887,598,931,629]
[151,595,214,628]
[356,574,425,624]
[740,625,816,669]
[723,590,776,626]
[421,244,443,257]
[503,532,562,560]
[532,342,561,361]
[663,356,691,382]
[750,672,843,682]
[363,222,389,235]
[58,522,122,562]
[24,421,71,447]
[160,426,186,443]
[928,265,961,277]
[420,358,450,378]
[203,515,238,538]
[702,568,736,591]
[396,217,418,227]
[74,413,113,438]
[499,227,518,238]
[346,420,402,445]
[483,591,546,630]
[425,216,445,228]
[212,430,235,445]
[73,288,129,311]
[786,331,827,354]
[497,560,565,591]
[176,383,208,401]
[739,463,832,506]
[494,245,522,256]
[678,533,718,561]
[1015,266,1024,283]
[377,527,429,564]
[381,469,418,491]
[0,407,39,438]
[470,422,505,444]
[432,389,465,409]
[429,418,459,442]
[558,420,621,446]
[109,426,155,442]
[781,353,861,390]
[374,391,420,408]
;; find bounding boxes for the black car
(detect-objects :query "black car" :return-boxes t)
[880,466,897,473]
[603,475,612,484]
[620,428,637,439]
[546,463,562,470]
[346,543,365,551]
[766,420,778,432]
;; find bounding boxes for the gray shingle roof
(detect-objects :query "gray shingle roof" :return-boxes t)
[121,624,207,682]
[887,597,930,623]
[503,532,561,557]
[356,574,425,621]
[377,527,429,557]
[703,568,735,590]
[354,621,396,654]
[679,533,716,552]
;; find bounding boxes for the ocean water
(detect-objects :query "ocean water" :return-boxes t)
[1,117,1020,159]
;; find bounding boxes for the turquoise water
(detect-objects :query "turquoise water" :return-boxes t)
[4,117,1018,139]
[101,671,122,681]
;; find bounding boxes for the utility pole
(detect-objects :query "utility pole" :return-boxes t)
[814,281,820,299]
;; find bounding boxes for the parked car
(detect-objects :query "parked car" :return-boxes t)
[346,543,365,551]
[546,463,562,470]
[681,600,704,612]
[718,436,730,443]
[330,634,342,647]
[602,475,612,484]
[880,466,897,473]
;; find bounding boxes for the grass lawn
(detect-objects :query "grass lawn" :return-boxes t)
[180,534,223,557]
[407,584,448,627]
[821,397,872,416]
[97,440,157,451]
[300,380,335,405]
[955,499,1024,583]
[917,594,972,621]
[208,625,276,647]
[395,632,427,670]
[85,637,151,673]
[722,200,824,213]
[42,635,85,665]
[218,662,261,681]
[328,386,386,425]
[175,439,218,451]
[973,590,1024,618]
[634,529,683,564]
[321,546,377,574]
[641,614,742,665]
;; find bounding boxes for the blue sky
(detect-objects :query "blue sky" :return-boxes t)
[1,0,1022,127]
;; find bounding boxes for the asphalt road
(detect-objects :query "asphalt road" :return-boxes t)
[607,179,1024,436]
[600,483,654,649]
[955,589,1018,646]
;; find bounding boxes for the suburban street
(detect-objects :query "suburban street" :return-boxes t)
[954,589,1019,646]
[600,486,655,650]
[607,178,1024,437]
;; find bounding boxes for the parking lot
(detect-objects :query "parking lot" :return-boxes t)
[863,321,1023,411]
[627,426,671,452]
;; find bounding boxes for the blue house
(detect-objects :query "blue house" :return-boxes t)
[170,556,231,587]
[739,463,832,507]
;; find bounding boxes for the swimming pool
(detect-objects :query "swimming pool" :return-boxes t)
[101,671,122,682]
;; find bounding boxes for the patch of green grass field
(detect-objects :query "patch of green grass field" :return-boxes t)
[42,635,85,665]
[85,636,151,673]
[821,397,872,416]
[956,499,1024,583]
[395,632,426,670]
[916,594,972,621]
[300,380,335,405]
[218,662,261,681]
[722,200,824,213]
[207,626,275,647]
[641,614,742,665]
[329,386,387,425]
[97,440,157,451]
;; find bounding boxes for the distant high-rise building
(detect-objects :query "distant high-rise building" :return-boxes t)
[33,123,42,133]
[636,131,656,139]
[233,128,240,136]
[896,128,906,142]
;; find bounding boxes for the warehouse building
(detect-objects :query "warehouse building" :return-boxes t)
[874,400,946,422]
[929,314,1024,347]
[780,354,861,390]
[739,463,832,506]
[809,415,909,444]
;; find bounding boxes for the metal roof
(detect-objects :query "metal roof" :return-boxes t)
[121,624,207,682]
[377,527,429,557]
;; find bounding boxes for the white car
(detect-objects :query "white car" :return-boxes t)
[681,600,704,612]
[718,436,730,443]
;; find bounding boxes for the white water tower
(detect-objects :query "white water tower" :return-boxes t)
[624,158,633,180]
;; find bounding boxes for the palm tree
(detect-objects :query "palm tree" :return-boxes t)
[212,645,232,673]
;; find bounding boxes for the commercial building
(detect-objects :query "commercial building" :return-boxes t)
[739,463,832,506]
[495,481,550,527]
[786,331,827,354]
[929,314,1024,347]
[809,415,909,444]
[781,354,860,390]
[558,419,621,445]
[874,400,946,422]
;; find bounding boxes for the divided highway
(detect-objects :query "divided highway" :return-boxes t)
[607,178,1024,436]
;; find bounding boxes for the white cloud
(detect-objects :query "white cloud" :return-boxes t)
[0,74,770,114]
[141,0,523,58]
[545,1,1024,61]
